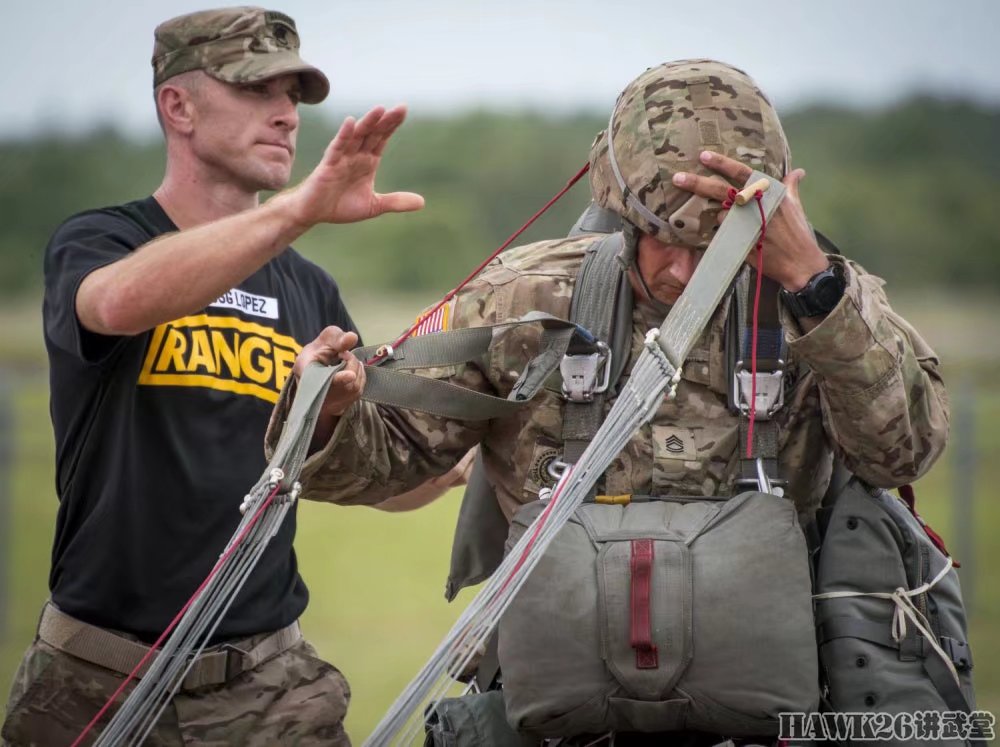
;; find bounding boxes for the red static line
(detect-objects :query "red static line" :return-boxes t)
[450,469,572,676]
[365,162,592,366]
[721,188,768,459]
[71,484,283,747]
[498,465,573,599]
[746,192,767,458]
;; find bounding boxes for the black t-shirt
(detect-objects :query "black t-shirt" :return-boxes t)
[43,196,358,641]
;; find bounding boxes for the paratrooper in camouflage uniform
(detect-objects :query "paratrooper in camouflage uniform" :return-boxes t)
[279,60,948,528]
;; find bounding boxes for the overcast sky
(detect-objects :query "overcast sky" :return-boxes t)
[4,0,998,138]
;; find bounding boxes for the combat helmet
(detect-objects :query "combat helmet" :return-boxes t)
[589,59,790,249]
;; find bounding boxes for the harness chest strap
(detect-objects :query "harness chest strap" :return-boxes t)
[296,313,587,424]
[36,603,302,692]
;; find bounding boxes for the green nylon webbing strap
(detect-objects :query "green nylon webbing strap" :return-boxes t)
[363,367,528,421]
[266,360,338,488]
[354,312,577,371]
[269,314,582,469]
[356,314,581,420]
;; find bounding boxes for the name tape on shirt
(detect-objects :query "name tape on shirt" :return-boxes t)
[410,301,452,337]
[210,289,279,320]
[138,314,301,404]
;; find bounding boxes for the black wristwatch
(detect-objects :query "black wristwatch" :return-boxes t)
[780,263,846,319]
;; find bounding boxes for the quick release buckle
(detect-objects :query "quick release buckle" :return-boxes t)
[733,361,785,420]
[560,342,612,403]
[939,636,973,671]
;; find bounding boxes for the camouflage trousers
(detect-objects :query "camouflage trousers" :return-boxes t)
[1,631,351,746]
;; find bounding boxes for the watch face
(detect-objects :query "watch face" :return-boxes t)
[814,274,845,311]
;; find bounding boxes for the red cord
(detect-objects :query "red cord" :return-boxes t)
[499,466,573,597]
[366,162,591,365]
[71,484,283,747]
[747,192,767,458]
[725,187,768,457]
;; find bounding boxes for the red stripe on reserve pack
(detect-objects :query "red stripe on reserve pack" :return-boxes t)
[411,303,450,337]
[630,538,659,670]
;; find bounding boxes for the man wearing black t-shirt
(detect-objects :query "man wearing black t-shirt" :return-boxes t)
[2,8,430,746]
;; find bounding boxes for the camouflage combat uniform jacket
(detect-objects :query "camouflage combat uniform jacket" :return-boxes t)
[268,235,949,521]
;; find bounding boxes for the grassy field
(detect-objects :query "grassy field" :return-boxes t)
[1,291,998,741]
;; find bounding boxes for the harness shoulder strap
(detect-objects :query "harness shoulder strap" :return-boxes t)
[561,232,631,464]
[728,270,786,490]
[567,201,623,237]
[445,232,631,602]
[729,227,842,491]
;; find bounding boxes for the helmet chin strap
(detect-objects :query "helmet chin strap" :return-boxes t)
[619,222,673,317]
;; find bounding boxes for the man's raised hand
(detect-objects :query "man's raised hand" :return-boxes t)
[282,105,425,229]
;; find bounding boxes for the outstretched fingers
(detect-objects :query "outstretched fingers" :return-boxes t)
[352,105,388,150]
[370,105,409,156]
[321,106,387,163]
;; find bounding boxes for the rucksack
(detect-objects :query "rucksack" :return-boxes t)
[813,473,980,746]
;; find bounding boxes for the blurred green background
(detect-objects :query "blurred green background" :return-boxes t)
[0,98,998,740]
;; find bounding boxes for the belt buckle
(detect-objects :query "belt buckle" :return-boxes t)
[220,642,250,680]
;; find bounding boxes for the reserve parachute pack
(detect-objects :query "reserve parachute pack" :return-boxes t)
[428,207,978,746]
[500,492,817,738]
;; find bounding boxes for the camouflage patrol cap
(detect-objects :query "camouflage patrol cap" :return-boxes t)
[590,59,790,248]
[152,7,329,104]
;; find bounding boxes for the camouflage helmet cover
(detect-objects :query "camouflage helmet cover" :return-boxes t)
[152,7,330,104]
[589,59,790,248]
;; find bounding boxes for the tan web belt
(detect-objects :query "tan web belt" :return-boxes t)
[36,602,301,692]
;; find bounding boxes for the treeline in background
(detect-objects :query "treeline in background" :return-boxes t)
[2,96,999,299]
[0,96,998,738]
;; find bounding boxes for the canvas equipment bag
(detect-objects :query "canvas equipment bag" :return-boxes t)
[497,492,818,738]
[814,475,981,746]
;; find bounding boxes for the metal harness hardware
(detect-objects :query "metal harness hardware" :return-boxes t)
[560,341,612,402]
[733,361,785,420]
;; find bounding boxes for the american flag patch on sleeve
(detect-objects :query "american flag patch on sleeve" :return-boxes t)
[411,300,452,337]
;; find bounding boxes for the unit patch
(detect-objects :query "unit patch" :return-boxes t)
[138,314,300,403]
